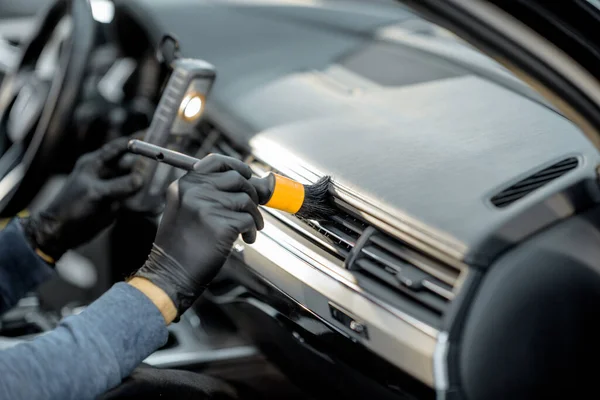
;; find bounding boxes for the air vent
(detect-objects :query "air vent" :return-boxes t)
[300,213,368,258]
[247,158,460,322]
[204,120,462,324]
[295,205,459,320]
[349,229,457,317]
[491,157,579,208]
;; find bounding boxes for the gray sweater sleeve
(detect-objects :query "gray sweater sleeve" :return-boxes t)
[0,282,169,400]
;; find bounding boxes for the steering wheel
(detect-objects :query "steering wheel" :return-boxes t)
[0,0,95,217]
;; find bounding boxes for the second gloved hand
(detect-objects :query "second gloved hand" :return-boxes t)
[134,154,264,317]
[21,137,144,262]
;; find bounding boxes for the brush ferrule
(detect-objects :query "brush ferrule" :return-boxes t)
[264,174,305,214]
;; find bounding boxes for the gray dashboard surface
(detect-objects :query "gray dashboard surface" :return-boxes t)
[124,0,600,263]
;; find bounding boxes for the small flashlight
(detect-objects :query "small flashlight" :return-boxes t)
[126,56,216,211]
[179,93,205,121]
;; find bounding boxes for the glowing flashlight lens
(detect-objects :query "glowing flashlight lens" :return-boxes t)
[182,96,203,120]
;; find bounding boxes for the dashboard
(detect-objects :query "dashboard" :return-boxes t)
[38,0,600,398]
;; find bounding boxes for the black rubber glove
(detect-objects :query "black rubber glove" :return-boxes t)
[21,137,144,262]
[134,154,264,317]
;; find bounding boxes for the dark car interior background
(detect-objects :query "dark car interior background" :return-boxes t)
[1,0,600,399]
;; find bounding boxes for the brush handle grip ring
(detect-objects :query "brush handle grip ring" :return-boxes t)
[263,174,305,213]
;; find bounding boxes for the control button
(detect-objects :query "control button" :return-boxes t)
[329,303,368,339]
[349,320,366,334]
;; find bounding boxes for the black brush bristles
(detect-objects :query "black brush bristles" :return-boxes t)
[295,176,337,221]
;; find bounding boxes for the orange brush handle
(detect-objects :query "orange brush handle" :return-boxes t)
[264,174,305,214]
[126,141,307,214]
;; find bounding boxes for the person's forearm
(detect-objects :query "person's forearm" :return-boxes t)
[128,277,177,323]
[0,283,168,400]
[0,220,53,313]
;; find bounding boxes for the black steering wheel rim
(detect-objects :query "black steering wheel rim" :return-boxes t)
[0,0,95,217]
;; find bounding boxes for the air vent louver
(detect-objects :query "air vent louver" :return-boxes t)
[246,162,460,322]
[299,214,367,258]
[491,157,579,208]
[350,230,457,317]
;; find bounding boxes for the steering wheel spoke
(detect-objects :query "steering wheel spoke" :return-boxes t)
[0,74,19,120]
[0,144,25,201]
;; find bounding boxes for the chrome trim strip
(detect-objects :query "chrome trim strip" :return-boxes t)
[244,221,438,386]
[423,280,455,301]
[144,346,258,369]
[256,221,439,338]
[433,331,450,391]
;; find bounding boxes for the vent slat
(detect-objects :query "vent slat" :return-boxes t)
[491,157,579,208]
[355,258,449,314]
[362,245,454,294]
[492,179,561,205]
[308,220,358,248]
[500,168,576,193]
[330,214,367,236]
[423,280,454,301]
[370,235,459,287]
[549,158,579,168]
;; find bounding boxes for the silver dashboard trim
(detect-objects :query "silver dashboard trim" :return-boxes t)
[145,346,258,369]
[242,218,439,386]
[433,331,450,391]
[259,220,439,337]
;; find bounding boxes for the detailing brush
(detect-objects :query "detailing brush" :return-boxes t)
[127,139,337,221]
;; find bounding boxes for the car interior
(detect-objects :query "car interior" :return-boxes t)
[2,0,600,399]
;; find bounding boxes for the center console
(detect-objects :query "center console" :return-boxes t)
[0,292,258,372]
[0,295,61,349]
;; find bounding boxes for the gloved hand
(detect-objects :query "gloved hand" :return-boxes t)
[133,154,264,317]
[21,137,144,262]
